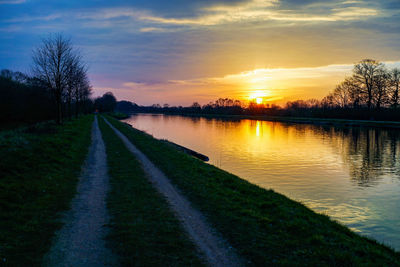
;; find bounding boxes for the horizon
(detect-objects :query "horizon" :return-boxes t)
[1,0,400,106]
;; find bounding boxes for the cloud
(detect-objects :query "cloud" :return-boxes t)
[1,0,382,29]
[139,27,165,32]
[166,64,354,91]
[138,0,380,26]
[0,0,25,4]
[5,14,62,23]
[332,7,378,18]
[122,81,147,88]
[0,25,22,31]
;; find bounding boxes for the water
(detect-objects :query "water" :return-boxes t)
[123,113,400,250]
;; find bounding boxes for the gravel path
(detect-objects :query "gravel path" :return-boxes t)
[104,118,244,267]
[43,116,117,267]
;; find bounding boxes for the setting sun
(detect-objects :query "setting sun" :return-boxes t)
[249,90,268,104]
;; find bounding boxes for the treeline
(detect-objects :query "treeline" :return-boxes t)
[116,99,245,115]
[117,59,400,121]
[0,70,54,124]
[115,98,283,117]
[116,96,400,121]
[324,59,399,110]
[0,34,93,126]
[283,59,400,120]
[0,69,93,126]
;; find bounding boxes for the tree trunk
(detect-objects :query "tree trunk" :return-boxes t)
[56,90,63,124]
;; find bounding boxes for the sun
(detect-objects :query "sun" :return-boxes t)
[249,90,269,104]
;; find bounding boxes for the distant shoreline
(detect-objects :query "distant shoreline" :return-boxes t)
[123,112,400,129]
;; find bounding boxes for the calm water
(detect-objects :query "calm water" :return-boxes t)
[124,114,400,250]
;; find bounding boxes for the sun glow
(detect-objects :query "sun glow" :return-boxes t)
[249,90,269,104]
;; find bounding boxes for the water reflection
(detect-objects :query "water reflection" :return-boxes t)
[318,126,400,187]
[124,114,400,249]
[255,121,261,137]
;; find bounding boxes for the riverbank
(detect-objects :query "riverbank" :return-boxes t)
[106,115,400,266]
[98,117,204,266]
[2,114,399,265]
[0,116,93,266]
[127,112,400,129]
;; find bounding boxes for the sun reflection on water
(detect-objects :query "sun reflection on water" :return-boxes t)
[256,121,261,137]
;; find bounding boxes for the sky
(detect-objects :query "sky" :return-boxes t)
[1,0,400,106]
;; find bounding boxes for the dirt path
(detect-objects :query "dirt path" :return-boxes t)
[104,118,244,267]
[43,116,117,267]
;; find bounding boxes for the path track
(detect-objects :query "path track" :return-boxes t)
[43,116,117,267]
[104,118,244,267]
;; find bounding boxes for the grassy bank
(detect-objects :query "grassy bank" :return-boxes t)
[108,111,130,120]
[106,115,400,266]
[0,116,93,266]
[98,117,204,266]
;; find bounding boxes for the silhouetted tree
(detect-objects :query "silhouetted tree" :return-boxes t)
[332,82,350,108]
[116,100,138,113]
[390,68,400,108]
[353,59,384,109]
[325,60,400,111]
[0,70,53,125]
[95,92,117,112]
[373,68,389,110]
[32,34,86,124]
[343,77,363,108]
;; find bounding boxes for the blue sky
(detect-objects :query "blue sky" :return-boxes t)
[1,0,400,105]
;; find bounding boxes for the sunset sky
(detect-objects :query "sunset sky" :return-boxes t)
[1,0,400,105]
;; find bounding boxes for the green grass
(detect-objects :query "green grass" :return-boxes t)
[105,115,400,266]
[98,117,204,266]
[0,115,93,266]
[107,111,130,120]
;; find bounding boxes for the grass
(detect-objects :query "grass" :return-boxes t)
[107,111,130,120]
[105,115,400,266]
[0,115,93,266]
[0,122,28,131]
[98,117,204,266]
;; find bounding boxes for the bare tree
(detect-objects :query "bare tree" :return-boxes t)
[306,98,320,108]
[353,59,384,109]
[65,61,91,118]
[373,68,389,110]
[342,77,363,108]
[191,102,201,109]
[65,59,79,118]
[390,68,400,108]
[325,60,400,112]
[74,68,92,117]
[233,100,242,107]
[332,81,350,108]
[32,34,83,124]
